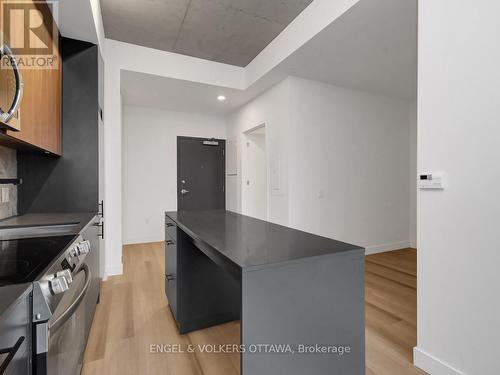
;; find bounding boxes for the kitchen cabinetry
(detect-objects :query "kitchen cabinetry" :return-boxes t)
[18,39,99,214]
[164,210,365,374]
[165,215,178,320]
[0,0,62,155]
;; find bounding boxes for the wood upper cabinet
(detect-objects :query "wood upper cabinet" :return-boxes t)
[0,0,62,155]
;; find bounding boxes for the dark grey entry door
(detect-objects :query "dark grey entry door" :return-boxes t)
[177,136,226,211]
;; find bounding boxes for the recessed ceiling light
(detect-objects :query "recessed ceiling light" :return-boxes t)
[217,95,226,101]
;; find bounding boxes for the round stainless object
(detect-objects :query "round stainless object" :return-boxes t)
[77,240,91,255]
[56,269,73,285]
[49,276,69,295]
[0,44,23,124]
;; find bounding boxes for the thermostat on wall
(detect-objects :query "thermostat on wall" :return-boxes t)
[418,174,443,189]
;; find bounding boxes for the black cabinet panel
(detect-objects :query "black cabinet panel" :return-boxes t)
[164,216,177,241]
[17,38,99,214]
[165,225,241,334]
[165,238,177,320]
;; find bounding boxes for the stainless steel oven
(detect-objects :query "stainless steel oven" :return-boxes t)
[32,218,100,375]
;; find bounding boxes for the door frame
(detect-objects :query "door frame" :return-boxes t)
[176,136,226,210]
[241,123,269,220]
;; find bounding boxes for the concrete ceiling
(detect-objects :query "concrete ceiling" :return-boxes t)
[122,0,417,114]
[101,0,314,67]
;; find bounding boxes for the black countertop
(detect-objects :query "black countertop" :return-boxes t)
[0,213,98,241]
[0,213,97,232]
[166,210,363,271]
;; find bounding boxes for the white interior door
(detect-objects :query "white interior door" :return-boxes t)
[242,125,268,220]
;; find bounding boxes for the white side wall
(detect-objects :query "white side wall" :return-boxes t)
[409,100,417,249]
[288,77,412,252]
[226,79,290,226]
[227,77,415,252]
[415,1,500,374]
[121,106,226,245]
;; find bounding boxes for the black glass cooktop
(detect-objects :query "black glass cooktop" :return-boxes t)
[0,236,74,286]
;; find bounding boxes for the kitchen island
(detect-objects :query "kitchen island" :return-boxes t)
[165,209,365,375]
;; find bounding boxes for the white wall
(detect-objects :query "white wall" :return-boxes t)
[414,1,500,375]
[226,79,290,226]
[409,100,417,249]
[288,77,412,252]
[122,105,226,245]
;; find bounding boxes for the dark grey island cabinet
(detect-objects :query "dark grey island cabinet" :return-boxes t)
[164,210,365,375]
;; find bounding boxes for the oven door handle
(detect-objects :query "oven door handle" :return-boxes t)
[49,263,91,332]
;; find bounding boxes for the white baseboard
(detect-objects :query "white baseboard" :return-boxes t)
[414,347,466,375]
[105,264,123,277]
[365,240,411,255]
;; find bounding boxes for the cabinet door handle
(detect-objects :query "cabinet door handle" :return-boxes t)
[166,274,176,282]
[95,221,104,239]
[98,200,104,218]
[166,223,174,228]
[166,240,174,245]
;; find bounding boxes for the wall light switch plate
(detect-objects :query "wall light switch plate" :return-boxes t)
[418,174,443,189]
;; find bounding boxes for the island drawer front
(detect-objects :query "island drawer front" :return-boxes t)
[165,228,176,244]
[165,216,177,240]
[165,238,177,270]
[165,240,177,320]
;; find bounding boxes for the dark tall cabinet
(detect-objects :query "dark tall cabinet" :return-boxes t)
[17,38,99,214]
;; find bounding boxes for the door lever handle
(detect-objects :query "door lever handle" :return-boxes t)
[180,189,189,195]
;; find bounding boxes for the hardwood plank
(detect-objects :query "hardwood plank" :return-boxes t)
[366,249,417,276]
[83,245,425,375]
[366,262,416,289]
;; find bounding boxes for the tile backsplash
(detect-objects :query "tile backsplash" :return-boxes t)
[0,145,17,219]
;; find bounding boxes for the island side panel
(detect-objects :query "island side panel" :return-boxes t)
[241,250,365,375]
[177,228,241,334]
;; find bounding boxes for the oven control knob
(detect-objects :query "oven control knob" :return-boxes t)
[49,276,69,295]
[56,269,73,285]
[78,240,91,255]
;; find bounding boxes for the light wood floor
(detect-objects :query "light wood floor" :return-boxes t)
[82,243,426,375]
